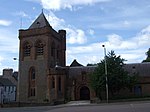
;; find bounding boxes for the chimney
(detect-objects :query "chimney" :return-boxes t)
[3,69,13,78]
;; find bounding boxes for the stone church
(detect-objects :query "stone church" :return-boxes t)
[18,12,150,104]
[18,12,96,103]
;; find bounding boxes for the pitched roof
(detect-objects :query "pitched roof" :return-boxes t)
[70,59,83,67]
[29,12,50,29]
[69,66,96,78]
[69,62,150,77]
[124,62,150,76]
[0,78,15,86]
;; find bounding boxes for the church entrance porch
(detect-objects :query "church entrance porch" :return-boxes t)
[80,86,90,100]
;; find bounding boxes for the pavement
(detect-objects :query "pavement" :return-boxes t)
[64,100,91,106]
[1,100,150,112]
[0,101,91,112]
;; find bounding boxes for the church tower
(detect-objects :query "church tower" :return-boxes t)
[18,12,66,103]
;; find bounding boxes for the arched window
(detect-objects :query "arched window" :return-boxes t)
[23,42,31,57]
[58,77,61,91]
[52,77,55,88]
[35,40,44,55]
[29,67,36,97]
[51,42,55,57]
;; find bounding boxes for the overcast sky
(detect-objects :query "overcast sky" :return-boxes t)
[0,0,150,74]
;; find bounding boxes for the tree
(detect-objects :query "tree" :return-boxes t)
[90,50,137,100]
[142,48,150,62]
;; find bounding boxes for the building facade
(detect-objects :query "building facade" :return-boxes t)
[18,12,66,103]
[18,12,150,104]
[0,69,17,103]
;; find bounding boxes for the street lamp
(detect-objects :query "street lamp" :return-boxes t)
[13,58,20,106]
[102,45,109,103]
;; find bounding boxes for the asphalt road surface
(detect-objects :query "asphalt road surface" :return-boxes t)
[1,101,150,112]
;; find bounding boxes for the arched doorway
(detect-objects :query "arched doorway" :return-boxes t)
[80,86,90,100]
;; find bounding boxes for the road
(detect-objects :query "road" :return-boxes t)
[1,101,150,112]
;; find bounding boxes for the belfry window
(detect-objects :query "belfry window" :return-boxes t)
[36,40,44,55]
[23,42,31,56]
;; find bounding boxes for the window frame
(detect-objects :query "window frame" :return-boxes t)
[51,42,55,57]
[58,77,61,91]
[52,76,55,88]
[35,40,45,56]
[28,67,36,97]
[23,42,31,57]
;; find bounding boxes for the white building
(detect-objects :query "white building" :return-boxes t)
[0,69,18,104]
[0,78,16,103]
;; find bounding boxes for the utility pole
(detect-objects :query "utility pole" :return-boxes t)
[102,45,109,103]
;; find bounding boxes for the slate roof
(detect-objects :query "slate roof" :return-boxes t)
[0,78,15,86]
[68,62,150,78]
[29,12,50,29]
[124,62,150,76]
[69,66,96,78]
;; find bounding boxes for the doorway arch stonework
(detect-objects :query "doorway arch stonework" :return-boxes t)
[75,85,90,100]
[80,86,90,100]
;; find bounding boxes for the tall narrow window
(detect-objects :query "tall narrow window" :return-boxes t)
[30,88,35,96]
[31,67,35,80]
[56,45,60,59]
[29,67,36,97]
[51,42,55,57]
[58,77,61,91]
[36,40,44,55]
[52,77,55,88]
[23,42,31,57]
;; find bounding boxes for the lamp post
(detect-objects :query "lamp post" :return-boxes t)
[13,58,20,106]
[102,45,109,103]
